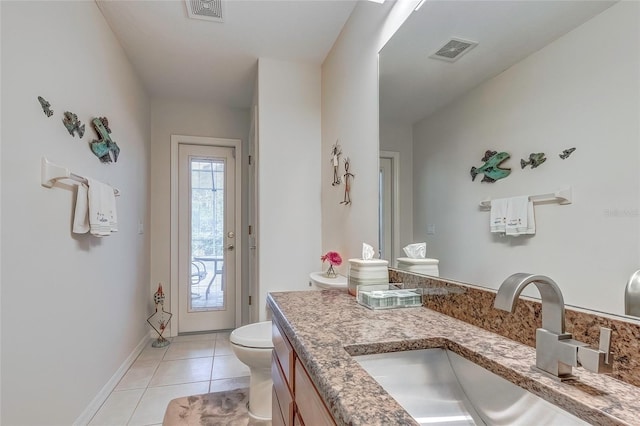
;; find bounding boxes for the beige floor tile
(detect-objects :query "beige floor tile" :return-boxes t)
[164,339,215,360]
[127,381,209,426]
[212,354,250,380]
[149,357,213,387]
[214,337,234,355]
[172,333,216,343]
[216,331,232,341]
[136,342,170,361]
[88,388,144,426]
[209,376,250,393]
[115,359,160,391]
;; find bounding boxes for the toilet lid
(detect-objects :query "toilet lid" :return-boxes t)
[230,321,273,348]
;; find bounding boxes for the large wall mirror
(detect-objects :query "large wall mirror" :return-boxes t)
[379,0,639,318]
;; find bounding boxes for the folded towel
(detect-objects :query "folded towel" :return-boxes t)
[87,178,118,237]
[505,196,535,236]
[490,198,509,233]
[72,184,90,234]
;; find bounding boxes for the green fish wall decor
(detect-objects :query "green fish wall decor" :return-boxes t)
[90,117,120,163]
[470,150,511,183]
[521,152,546,169]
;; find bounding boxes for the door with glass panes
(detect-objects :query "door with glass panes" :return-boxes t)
[178,143,236,332]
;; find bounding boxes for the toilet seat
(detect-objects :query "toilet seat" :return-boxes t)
[230,321,273,348]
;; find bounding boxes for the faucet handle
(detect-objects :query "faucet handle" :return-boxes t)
[577,327,613,374]
[598,327,612,364]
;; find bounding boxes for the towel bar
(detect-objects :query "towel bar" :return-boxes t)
[41,157,120,196]
[479,186,571,209]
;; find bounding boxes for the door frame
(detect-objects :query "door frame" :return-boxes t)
[170,135,242,336]
[379,150,400,266]
[248,105,260,324]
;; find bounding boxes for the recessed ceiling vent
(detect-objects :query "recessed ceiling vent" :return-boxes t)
[430,38,478,62]
[186,0,225,23]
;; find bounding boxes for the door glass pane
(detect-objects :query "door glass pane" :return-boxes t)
[190,158,225,312]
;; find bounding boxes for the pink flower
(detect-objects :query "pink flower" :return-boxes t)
[321,251,342,266]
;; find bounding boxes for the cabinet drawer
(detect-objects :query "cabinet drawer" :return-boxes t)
[273,320,294,386]
[294,359,335,426]
[272,353,293,425]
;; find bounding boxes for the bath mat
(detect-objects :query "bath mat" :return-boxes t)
[163,387,271,426]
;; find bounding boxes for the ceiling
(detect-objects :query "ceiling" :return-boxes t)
[97,0,358,108]
[379,0,617,125]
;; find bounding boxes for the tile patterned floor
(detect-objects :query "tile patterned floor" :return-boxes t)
[89,332,250,426]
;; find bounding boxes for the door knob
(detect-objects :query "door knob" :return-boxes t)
[227,245,235,251]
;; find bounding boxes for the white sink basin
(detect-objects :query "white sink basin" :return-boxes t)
[353,348,587,425]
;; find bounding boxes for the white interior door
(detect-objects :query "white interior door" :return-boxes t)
[178,144,237,333]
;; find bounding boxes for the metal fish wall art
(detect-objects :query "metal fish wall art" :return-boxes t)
[62,111,85,138]
[90,117,120,163]
[559,148,576,159]
[37,96,53,117]
[470,150,511,183]
[520,152,546,169]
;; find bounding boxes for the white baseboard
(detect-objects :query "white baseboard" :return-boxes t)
[74,334,150,426]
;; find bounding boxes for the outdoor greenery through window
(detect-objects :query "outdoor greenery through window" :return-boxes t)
[191,159,225,258]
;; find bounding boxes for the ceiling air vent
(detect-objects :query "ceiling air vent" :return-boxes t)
[430,38,478,62]
[186,0,225,23]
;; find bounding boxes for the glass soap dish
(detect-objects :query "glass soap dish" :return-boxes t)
[356,284,423,310]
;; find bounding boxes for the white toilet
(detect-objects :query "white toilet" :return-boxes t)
[230,321,274,420]
[309,271,348,290]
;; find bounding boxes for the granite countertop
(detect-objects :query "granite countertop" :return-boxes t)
[267,290,640,426]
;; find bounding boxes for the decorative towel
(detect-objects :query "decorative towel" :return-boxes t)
[87,178,118,236]
[490,198,509,233]
[505,196,535,236]
[72,184,90,234]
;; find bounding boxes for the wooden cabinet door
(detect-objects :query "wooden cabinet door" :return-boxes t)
[272,387,286,426]
[272,353,293,425]
[273,320,294,386]
[294,359,335,426]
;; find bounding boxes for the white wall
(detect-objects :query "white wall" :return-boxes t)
[149,98,249,325]
[1,2,150,424]
[321,1,418,272]
[412,1,639,315]
[257,58,321,320]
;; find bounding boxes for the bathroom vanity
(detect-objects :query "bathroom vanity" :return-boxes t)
[272,315,335,425]
[268,289,640,425]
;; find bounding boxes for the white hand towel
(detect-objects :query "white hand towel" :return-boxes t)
[505,196,535,236]
[72,183,90,234]
[490,198,509,233]
[87,178,118,237]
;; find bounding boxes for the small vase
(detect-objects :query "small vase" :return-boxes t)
[325,264,337,278]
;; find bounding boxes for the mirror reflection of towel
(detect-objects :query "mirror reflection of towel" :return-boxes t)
[490,198,509,233]
[505,196,535,236]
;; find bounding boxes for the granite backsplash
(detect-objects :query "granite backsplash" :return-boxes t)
[389,268,640,388]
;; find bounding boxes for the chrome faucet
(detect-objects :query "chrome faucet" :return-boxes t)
[494,273,612,380]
